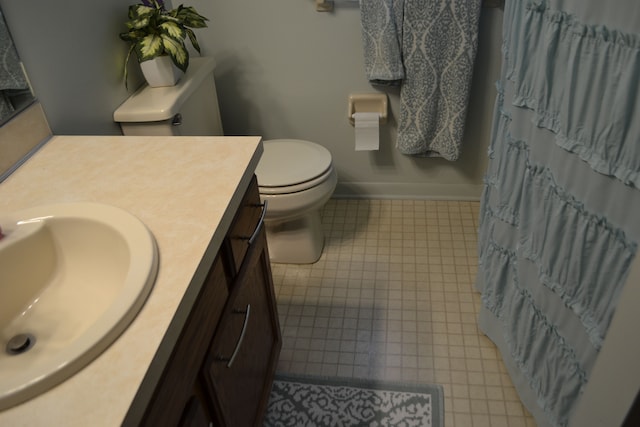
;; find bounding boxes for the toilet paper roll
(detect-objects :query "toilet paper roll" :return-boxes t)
[353,112,380,151]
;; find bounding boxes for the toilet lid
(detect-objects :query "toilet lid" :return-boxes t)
[256,139,333,188]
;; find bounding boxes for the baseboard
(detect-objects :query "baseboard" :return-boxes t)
[333,181,483,201]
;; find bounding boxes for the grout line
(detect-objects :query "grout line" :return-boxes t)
[272,199,533,426]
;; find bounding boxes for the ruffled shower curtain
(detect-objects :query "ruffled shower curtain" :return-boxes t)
[476,1,640,426]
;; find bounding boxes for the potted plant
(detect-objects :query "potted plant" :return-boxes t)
[119,0,208,88]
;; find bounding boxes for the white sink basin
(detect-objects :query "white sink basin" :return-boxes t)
[0,202,158,410]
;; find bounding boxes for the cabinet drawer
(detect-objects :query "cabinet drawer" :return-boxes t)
[226,175,266,275]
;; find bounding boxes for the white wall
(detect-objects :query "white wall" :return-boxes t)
[0,0,503,199]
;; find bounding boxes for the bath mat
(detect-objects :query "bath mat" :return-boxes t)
[264,374,444,426]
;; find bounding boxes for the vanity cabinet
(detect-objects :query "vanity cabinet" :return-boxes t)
[204,225,281,426]
[132,175,281,427]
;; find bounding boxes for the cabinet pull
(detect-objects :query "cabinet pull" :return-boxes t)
[242,200,268,246]
[216,304,251,368]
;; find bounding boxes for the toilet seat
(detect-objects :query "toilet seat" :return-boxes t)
[259,167,335,195]
[256,139,333,194]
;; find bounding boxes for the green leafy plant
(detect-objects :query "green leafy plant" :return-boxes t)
[119,0,208,88]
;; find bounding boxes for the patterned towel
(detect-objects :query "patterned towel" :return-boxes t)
[0,11,29,120]
[360,0,482,160]
[360,0,404,85]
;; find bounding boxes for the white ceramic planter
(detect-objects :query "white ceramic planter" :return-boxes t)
[139,56,183,87]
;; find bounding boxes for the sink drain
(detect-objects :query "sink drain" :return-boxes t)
[6,333,36,355]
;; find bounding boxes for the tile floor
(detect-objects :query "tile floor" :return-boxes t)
[270,198,536,427]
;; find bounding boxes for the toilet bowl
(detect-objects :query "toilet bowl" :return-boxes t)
[256,139,337,264]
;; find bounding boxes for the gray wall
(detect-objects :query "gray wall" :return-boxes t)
[0,0,503,199]
[0,0,142,135]
[194,0,503,198]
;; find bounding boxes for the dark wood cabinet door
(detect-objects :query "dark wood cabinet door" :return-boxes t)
[205,227,282,427]
[177,383,213,427]
[130,175,281,427]
[139,254,228,427]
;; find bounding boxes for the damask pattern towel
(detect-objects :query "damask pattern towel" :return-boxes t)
[360,0,404,85]
[0,11,29,120]
[360,0,482,160]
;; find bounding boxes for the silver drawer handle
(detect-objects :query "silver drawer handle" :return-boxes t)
[243,200,268,246]
[216,304,251,368]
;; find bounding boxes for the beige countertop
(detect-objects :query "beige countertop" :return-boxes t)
[0,135,263,426]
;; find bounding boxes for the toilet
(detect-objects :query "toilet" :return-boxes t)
[256,139,337,264]
[113,57,223,136]
[113,57,336,264]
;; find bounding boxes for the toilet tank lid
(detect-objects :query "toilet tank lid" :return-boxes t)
[256,139,332,187]
[113,57,216,123]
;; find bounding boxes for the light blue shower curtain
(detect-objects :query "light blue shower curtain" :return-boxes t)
[476,1,640,426]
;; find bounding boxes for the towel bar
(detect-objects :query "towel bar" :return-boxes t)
[316,0,504,12]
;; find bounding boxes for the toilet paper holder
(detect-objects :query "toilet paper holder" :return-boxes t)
[348,93,388,126]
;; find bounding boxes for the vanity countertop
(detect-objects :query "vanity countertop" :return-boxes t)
[0,135,263,426]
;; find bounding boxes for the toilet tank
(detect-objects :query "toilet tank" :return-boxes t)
[113,57,223,136]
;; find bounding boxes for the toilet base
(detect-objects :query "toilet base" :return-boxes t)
[265,211,325,264]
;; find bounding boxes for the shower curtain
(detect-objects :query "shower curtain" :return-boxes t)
[476,1,640,426]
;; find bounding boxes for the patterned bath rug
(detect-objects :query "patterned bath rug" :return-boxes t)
[264,374,444,426]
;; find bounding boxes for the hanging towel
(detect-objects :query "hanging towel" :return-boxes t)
[360,0,482,160]
[359,0,405,85]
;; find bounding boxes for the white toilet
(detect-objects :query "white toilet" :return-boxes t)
[114,57,336,264]
[256,139,337,264]
[113,57,224,136]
